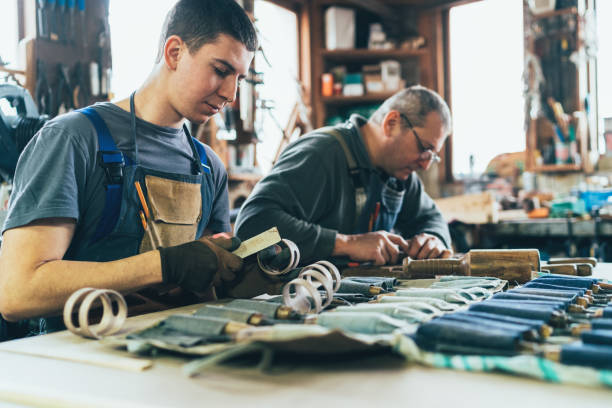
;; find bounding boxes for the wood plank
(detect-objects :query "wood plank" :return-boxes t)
[533,164,582,173]
[435,191,499,224]
[232,227,281,258]
[531,7,578,20]
[317,0,398,20]
[320,48,427,60]
[322,93,396,105]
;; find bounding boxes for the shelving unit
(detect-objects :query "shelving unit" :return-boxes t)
[320,48,427,60]
[308,0,432,128]
[322,92,397,105]
[524,1,596,173]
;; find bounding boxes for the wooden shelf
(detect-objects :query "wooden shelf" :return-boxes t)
[321,48,427,60]
[533,164,582,173]
[531,7,577,20]
[322,93,397,105]
[0,66,26,76]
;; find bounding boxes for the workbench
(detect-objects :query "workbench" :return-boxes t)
[474,218,612,261]
[0,265,611,408]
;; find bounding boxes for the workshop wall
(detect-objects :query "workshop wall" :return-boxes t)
[21,0,112,117]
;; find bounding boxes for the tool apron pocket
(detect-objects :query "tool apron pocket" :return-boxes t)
[139,174,202,253]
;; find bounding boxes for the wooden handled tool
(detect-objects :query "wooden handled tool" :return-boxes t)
[342,249,540,283]
[542,263,593,276]
[548,257,597,267]
[543,262,593,276]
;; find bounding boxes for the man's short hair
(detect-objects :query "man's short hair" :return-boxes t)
[155,0,259,63]
[370,85,452,135]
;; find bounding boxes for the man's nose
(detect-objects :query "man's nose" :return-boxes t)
[418,157,433,170]
[218,76,239,102]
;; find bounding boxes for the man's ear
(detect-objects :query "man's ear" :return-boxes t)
[381,110,402,138]
[163,35,184,71]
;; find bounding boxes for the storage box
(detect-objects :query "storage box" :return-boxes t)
[580,189,612,212]
[325,7,355,50]
[343,73,364,96]
[363,65,383,93]
[380,60,401,92]
[528,0,556,15]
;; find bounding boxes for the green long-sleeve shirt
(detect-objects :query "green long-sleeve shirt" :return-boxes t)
[235,115,451,264]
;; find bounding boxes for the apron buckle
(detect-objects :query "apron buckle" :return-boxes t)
[97,150,125,185]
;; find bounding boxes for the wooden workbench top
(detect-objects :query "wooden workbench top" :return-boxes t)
[0,265,610,407]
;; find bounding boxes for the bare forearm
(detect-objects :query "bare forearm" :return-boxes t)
[0,251,162,321]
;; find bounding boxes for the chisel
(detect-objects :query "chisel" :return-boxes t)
[224,298,304,320]
[194,305,271,326]
[547,343,612,370]
[415,318,533,355]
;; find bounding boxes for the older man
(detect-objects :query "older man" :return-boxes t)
[236,85,452,265]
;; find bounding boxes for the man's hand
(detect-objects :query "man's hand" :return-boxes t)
[406,233,452,260]
[159,237,243,292]
[334,231,411,265]
[200,236,243,285]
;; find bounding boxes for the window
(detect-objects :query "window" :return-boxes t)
[596,1,612,153]
[0,0,19,69]
[449,0,525,177]
[109,1,176,99]
[254,0,299,173]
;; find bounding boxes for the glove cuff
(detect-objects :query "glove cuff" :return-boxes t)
[159,241,218,287]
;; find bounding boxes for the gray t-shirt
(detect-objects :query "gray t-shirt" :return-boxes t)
[2,103,231,246]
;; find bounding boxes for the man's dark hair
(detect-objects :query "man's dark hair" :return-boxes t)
[155,0,258,63]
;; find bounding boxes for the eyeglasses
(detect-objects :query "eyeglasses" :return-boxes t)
[399,113,441,164]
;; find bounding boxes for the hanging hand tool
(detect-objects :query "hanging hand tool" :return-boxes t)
[53,63,73,116]
[48,0,58,41]
[35,60,53,116]
[67,0,76,44]
[78,0,86,48]
[57,0,66,43]
[37,0,49,39]
[342,249,540,283]
[71,61,89,109]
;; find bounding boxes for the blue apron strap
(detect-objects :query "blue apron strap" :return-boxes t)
[78,107,130,243]
[183,123,211,175]
[192,138,211,175]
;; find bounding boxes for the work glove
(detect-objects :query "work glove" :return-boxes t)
[158,236,244,292]
[219,243,299,299]
[257,244,293,271]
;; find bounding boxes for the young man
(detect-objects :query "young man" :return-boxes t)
[235,86,453,266]
[0,0,256,337]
